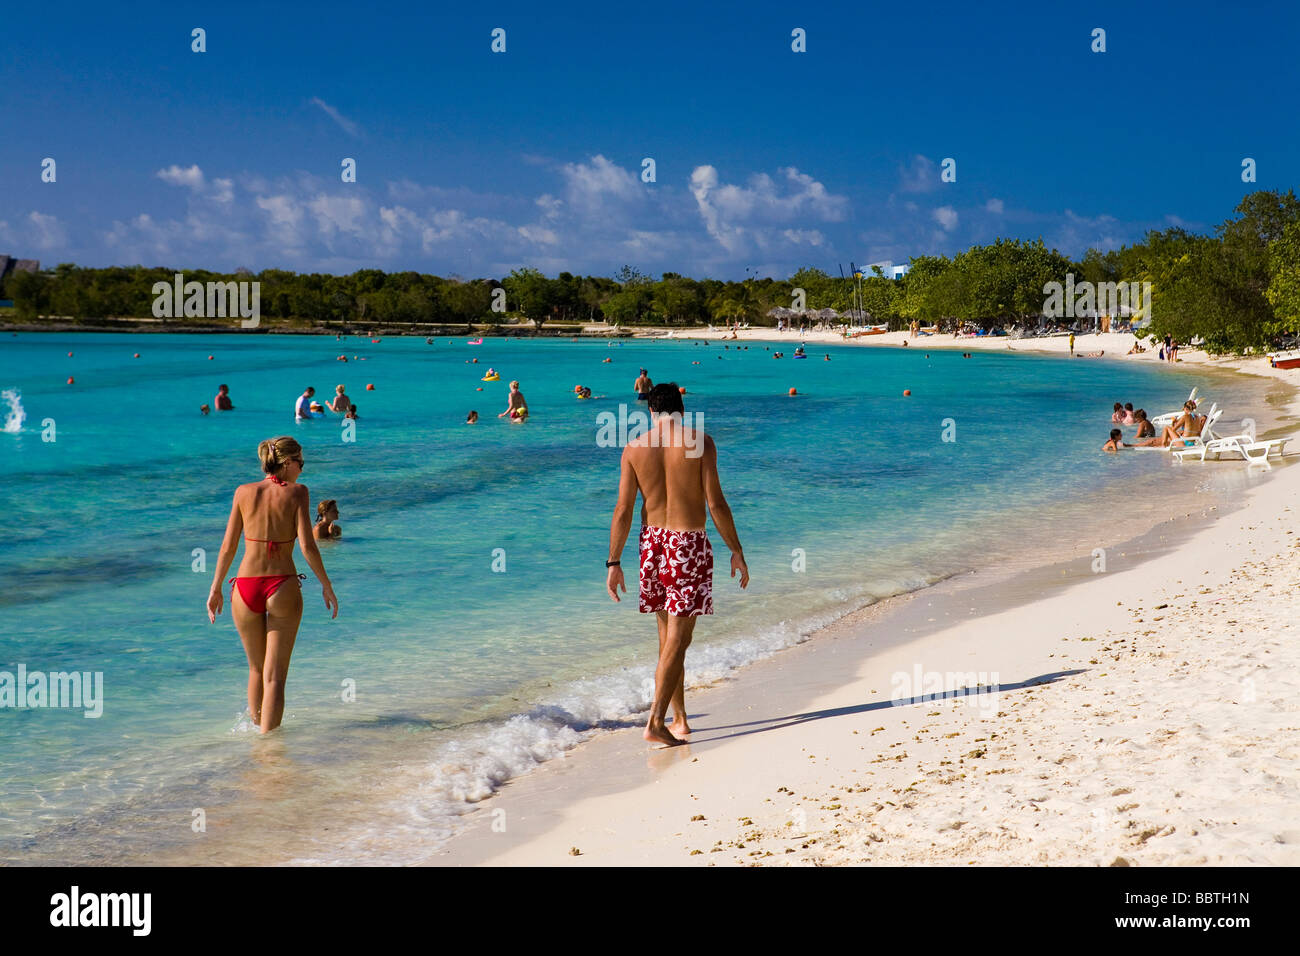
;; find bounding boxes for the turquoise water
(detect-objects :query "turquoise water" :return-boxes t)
[0,331,1269,863]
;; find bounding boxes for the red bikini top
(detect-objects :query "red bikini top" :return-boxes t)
[247,474,295,553]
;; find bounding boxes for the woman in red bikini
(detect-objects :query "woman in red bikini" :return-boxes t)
[206,436,338,732]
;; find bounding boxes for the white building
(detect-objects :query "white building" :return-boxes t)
[864,260,910,280]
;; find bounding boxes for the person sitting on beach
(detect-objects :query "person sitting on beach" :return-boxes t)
[294,387,316,421]
[313,499,342,541]
[215,384,235,411]
[605,383,748,747]
[466,410,479,424]
[1110,402,1125,423]
[1159,400,1205,447]
[206,436,338,733]
[1102,428,1128,452]
[498,380,528,423]
[328,384,352,414]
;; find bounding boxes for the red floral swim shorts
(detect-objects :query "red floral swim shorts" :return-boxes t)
[638,525,713,616]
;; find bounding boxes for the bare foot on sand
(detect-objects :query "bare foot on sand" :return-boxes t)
[644,724,686,747]
[668,719,692,738]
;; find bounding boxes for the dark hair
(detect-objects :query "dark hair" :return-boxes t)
[218,383,228,391]
[1136,408,1147,419]
[1110,428,1122,440]
[647,382,684,415]
[1124,403,1133,411]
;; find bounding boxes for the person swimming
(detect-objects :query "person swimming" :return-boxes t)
[1102,428,1128,452]
[206,436,338,733]
[215,384,235,411]
[313,499,342,541]
[344,404,357,420]
[466,410,479,424]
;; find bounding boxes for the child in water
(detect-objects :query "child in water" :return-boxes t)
[1102,428,1128,452]
[466,410,479,424]
[314,499,342,540]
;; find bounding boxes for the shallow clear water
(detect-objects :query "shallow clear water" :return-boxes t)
[0,331,1271,863]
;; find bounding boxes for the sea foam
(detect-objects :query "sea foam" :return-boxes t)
[290,572,933,865]
[2,388,25,433]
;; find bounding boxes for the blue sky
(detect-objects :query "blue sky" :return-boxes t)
[1,0,1296,279]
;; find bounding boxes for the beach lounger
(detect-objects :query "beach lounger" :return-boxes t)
[1167,408,1222,461]
[1187,434,1292,466]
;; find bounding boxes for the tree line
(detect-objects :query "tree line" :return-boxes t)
[4,189,1299,353]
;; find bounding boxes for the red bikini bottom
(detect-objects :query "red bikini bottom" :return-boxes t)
[230,574,306,614]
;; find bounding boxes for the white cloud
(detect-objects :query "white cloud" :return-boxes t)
[985,198,1005,214]
[157,164,205,189]
[690,165,848,253]
[558,154,643,216]
[26,211,68,249]
[898,155,939,193]
[932,206,959,231]
[310,97,361,137]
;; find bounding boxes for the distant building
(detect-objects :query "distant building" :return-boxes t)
[0,255,40,282]
[864,260,910,280]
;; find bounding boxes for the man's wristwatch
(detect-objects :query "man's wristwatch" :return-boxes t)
[606,560,620,568]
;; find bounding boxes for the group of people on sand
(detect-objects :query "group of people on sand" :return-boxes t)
[295,385,357,421]
[210,380,749,746]
[1103,399,1206,451]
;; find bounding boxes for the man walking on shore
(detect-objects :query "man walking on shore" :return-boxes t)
[605,383,748,746]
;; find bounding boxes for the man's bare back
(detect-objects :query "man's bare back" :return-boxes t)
[623,422,708,531]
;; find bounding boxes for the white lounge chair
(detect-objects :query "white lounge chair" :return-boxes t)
[1168,407,1223,461]
[1192,434,1293,467]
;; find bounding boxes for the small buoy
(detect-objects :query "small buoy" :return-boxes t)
[207,354,214,360]
[679,386,687,395]
[133,352,140,358]
[67,351,73,357]
[67,376,75,385]
[789,387,797,396]
[903,389,912,396]
[602,358,612,363]
[366,384,375,390]
[370,338,381,343]
[476,387,483,391]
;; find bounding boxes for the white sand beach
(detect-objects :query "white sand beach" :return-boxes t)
[432,337,1300,867]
